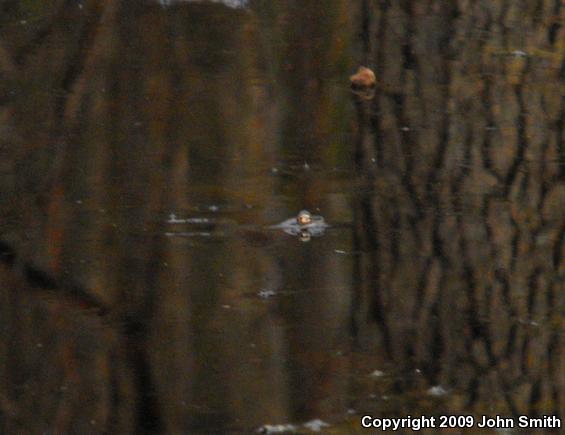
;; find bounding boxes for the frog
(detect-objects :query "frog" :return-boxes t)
[269,210,329,239]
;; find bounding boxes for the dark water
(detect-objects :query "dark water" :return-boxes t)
[0,1,563,434]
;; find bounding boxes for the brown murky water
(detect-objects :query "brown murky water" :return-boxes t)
[0,1,563,434]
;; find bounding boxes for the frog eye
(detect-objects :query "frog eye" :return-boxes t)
[297,210,312,225]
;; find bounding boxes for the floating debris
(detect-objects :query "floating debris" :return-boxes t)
[257,419,330,434]
[168,213,181,223]
[427,385,448,397]
[257,424,298,434]
[167,213,210,224]
[258,289,276,299]
[370,369,385,378]
[303,419,329,432]
[512,50,528,57]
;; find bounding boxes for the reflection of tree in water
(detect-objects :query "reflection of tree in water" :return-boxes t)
[0,0,353,433]
[0,0,563,433]
[352,0,564,420]
[0,1,271,433]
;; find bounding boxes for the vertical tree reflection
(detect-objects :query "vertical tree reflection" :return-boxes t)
[0,1,562,433]
[0,0,355,432]
[352,0,564,420]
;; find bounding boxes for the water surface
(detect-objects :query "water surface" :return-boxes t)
[0,1,563,434]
